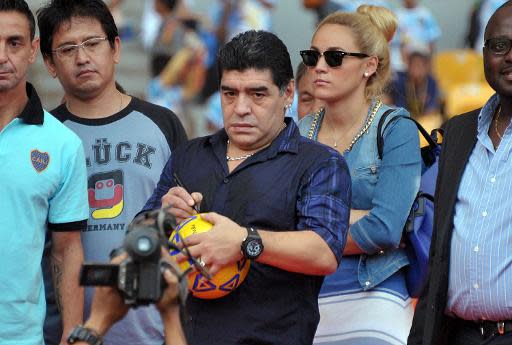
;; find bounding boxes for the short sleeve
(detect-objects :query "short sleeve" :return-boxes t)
[425,10,441,42]
[48,141,89,231]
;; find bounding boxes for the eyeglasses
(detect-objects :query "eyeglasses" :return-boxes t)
[52,37,108,59]
[484,37,512,56]
[300,49,369,68]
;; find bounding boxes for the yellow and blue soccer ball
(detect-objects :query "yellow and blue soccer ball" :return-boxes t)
[169,214,250,299]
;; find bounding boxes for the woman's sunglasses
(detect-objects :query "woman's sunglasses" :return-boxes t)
[300,49,369,68]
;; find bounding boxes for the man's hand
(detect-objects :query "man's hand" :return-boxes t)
[161,187,202,223]
[175,212,246,276]
[155,250,189,345]
[52,231,84,345]
[83,254,130,336]
[157,250,188,345]
[156,249,182,314]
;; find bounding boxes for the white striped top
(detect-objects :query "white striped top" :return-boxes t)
[446,94,512,321]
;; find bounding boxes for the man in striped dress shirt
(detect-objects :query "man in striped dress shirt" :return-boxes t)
[408,2,512,345]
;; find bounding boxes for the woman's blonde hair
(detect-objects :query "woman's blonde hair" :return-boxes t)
[315,5,397,100]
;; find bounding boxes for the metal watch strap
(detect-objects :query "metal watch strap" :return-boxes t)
[67,325,104,345]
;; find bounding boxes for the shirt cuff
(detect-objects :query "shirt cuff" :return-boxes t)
[312,226,345,264]
[349,221,381,255]
[48,219,87,232]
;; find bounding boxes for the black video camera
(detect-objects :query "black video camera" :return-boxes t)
[80,209,183,306]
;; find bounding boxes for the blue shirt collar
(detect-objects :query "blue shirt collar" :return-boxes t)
[207,117,300,156]
[476,93,504,151]
[477,93,500,134]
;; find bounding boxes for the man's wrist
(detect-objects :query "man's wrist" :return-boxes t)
[160,304,180,324]
[83,317,109,337]
[66,325,103,345]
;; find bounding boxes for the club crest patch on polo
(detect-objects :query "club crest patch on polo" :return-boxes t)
[31,149,50,173]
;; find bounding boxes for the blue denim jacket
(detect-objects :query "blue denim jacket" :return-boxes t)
[299,101,421,289]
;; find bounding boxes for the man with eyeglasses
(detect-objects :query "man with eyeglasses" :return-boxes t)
[0,1,89,344]
[408,2,512,345]
[36,1,187,345]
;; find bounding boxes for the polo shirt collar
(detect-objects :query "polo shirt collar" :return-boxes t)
[18,82,44,125]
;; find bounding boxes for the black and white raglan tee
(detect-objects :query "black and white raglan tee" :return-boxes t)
[43,97,187,345]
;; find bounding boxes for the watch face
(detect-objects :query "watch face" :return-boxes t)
[247,240,262,256]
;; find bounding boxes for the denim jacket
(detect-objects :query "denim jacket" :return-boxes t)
[298,101,421,289]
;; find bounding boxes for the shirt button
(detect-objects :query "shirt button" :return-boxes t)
[473,283,479,289]
[378,250,384,255]
[223,178,229,184]
[490,176,496,183]
[365,281,371,286]
[482,211,488,217]
[474,246,479,252]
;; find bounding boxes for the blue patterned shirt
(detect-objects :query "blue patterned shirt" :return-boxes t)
[447,94,512,321]
[142,118,351,344]
[143,117,350,263]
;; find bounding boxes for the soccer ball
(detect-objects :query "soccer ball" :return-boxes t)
[169,214,250,299]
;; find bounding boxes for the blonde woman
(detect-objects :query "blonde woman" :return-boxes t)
[299,6,421,345]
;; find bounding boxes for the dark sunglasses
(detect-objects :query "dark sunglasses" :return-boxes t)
[300,49,369,68]
[485,37,512,56]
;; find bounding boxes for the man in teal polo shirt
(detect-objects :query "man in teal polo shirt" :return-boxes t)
[0,1,89,344]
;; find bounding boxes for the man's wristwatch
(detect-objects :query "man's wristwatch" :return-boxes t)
[241,227,264,260]
[67,325,104,345]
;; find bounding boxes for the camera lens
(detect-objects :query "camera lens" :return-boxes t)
[125,225,161,261]
[137,236,152,253]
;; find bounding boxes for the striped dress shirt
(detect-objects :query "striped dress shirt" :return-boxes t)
[447,94,512,321]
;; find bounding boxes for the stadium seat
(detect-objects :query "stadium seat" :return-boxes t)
[444,82,495,118]
[433,49,485,94]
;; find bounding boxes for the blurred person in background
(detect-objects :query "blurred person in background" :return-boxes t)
[147,0,206,134]
[299,5,421,344]
[37,1,187,344]
[302,0,340,23]
[150,0,201,78]
[465,0,484,49]
[391,0,441,72]
[296,61,323,120]
[212,0,275,42]
[199,0,275,103]
[140,0,195,50]
[473,0,507,51]
[333,0,391,12]
[387,45,441,119]
[302,0,391,23]
[108,0,124,32]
